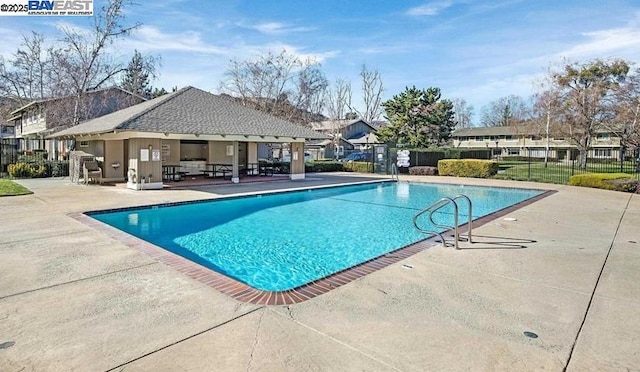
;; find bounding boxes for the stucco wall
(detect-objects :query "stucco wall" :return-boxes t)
[248,142,258,163]
[208,141,234,164]
[161,139,180,164]
[103,140,124,180]
[128,138,162,184]
[290,142,305,175]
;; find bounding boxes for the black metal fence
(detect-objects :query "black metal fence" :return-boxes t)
[1,141,69,178]
[388,147,640,185]
[493,149,640,184]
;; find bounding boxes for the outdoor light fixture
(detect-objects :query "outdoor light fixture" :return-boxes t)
[148,144,153,152]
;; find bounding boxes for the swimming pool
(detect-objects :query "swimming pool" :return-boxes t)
[88,182,544,292]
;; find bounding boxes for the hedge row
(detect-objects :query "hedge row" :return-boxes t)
[305,161,343,172]
[437,159,498,178]
[409,166,438,176]
[342,162,371,173]
[569,173,638,193]
[7,160,69,178]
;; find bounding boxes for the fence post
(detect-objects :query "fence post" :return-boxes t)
[527,149,531,179]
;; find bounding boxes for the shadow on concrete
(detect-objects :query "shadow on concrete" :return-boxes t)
[453,234,537,250]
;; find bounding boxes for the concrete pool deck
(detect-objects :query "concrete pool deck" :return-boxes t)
[0,173,638,371]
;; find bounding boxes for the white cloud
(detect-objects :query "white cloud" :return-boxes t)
[406,1,453,16]
[122,26,230,55]
[242,21,315,35]
[558,27,640,60]
[239,42,340,63]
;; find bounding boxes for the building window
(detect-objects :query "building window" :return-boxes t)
[594,148,612,158]
[529,149,545,158]
[507,148,520,156]
[79,140,89,148]
[595,133,610,141]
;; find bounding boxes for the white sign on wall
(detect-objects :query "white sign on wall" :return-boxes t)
[397,149,410,167]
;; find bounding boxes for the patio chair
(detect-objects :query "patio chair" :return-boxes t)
[83,160,102,185]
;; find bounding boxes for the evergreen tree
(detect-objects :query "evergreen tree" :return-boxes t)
[377,86,455,147]
[120,50,152,98]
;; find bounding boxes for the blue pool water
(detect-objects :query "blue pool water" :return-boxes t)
[89,182,542,291]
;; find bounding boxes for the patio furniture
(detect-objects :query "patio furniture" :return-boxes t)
[202,164,232,179]
[259,163,274,176]
[162,164,186,181]
[83,160,102,185]
[69,151,96,184]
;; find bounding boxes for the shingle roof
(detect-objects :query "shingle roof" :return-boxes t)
[310,119,374,131]
[10,86,146,116]
[452,126,523,136]
[50,87,328,139]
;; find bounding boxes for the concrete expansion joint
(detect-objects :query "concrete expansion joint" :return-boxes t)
[105,306,264,371]
[562,194,632,371]
[246,309,266,372]
[0,262,159,302]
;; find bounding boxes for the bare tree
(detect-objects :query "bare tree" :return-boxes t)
[220,50,327,126]
[290,61,328,124]
[611,68,640,154]
[0,32,49,104]
[480,95,530,127]
[551,58,630,168]
[531,67,563,167]
[355,65,384,123]
[451,97,474,129]
[52,0,141,126]
[325,79,352,120]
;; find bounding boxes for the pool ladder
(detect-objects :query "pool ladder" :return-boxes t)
[391,163,399,182]
[412,194,473,250]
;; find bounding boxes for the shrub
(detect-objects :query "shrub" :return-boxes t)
[305,161,344,172]
[8,162,47,178]
[343,161,372,173]
[48,161,69,177]
[569,173,638,193]
[438,159,498,178]
[409,166,438,176]
[8,163,33,178]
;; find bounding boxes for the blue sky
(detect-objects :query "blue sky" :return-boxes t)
[2,0,640,123]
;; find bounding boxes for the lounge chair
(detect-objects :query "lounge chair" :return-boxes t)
[83,160,102,185]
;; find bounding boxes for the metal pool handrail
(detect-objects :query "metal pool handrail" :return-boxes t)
[391,163,399,182]
[452,194,473,244]
[413,194,473,250]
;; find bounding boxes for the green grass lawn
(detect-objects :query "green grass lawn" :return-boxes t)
[0,179,33,197]
[493,161,639,184]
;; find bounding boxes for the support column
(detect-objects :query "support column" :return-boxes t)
[290,141,305,180]
[231,140,240,183]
